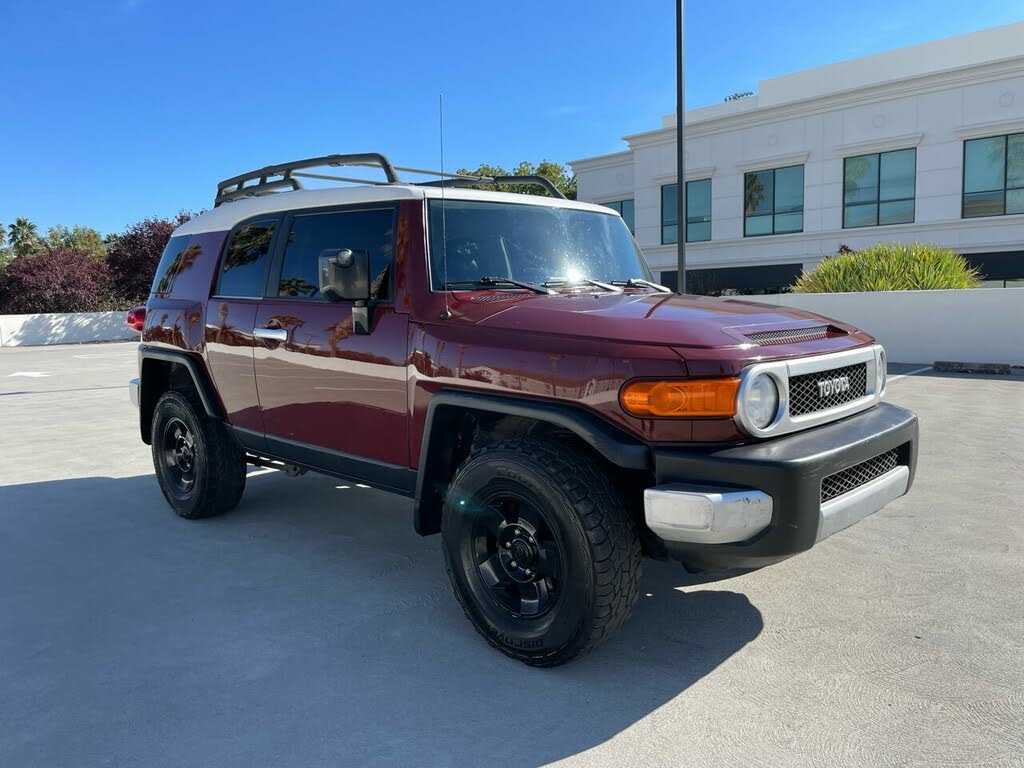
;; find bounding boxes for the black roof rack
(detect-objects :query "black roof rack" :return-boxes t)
[214,152,566,206]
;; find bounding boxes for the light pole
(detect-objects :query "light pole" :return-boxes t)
[675,0,686,293]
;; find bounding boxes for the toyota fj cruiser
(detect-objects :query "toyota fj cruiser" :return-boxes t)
[128,153,918,666]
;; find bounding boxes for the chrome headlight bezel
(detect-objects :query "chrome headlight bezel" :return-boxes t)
[875,346,887,397]
[743,372,782,430]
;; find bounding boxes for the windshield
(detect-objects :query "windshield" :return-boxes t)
[427,199,652,290]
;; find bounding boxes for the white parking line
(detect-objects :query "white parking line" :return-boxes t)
[888,365,932,383]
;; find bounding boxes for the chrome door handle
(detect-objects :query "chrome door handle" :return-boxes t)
[253,327,288,343]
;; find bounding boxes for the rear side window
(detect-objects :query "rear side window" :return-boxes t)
[216,220,276,297]
[277,208,395,301]
[151,235,199,296]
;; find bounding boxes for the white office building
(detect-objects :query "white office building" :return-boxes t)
[570,23,1024,294]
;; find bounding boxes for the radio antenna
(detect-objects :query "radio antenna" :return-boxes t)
[438,92,452,320]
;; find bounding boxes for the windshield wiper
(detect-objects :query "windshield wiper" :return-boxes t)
[611,278,673,293]
[444,276,555,295]
[543,277,622,293]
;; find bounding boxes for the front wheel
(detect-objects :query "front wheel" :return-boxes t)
[441,438,642,666]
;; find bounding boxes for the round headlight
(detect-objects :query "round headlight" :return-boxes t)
[745,373,780,429]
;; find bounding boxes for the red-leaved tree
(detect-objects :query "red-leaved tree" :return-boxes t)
[106,212,196,304]
[0,250,114,314]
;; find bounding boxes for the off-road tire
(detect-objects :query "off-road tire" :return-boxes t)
[441,438,642,666]
[151,390,246,519]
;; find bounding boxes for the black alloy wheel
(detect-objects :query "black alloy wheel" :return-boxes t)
[469,491,564,618]
[442,438,642,667]
[150,390,246,519]
[161,416,197,500]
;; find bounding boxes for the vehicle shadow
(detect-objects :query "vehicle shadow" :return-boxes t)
[0,471,763,768]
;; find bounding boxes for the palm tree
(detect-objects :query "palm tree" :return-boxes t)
[8,217,40,257]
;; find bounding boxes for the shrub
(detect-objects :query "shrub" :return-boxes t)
[0,249,115,314]
[793,242,981,293]
[106,212,195,304]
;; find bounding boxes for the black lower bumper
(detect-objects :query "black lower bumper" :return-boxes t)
[653,402,918,571]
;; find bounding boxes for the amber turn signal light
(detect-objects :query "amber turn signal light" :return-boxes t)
[620,378,740,418]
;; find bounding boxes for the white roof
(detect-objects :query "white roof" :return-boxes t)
[174,183,617,236]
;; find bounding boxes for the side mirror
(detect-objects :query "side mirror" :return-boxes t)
[319,248,372,335]
[319,248,370,302]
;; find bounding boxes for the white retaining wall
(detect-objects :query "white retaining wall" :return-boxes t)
[0,311,137,347]
[755,287,1024,365]
[2,291,1021,363]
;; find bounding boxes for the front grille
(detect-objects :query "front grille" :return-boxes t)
[789,362,868,416]
[746,326,828,345]
[821,448,900,503]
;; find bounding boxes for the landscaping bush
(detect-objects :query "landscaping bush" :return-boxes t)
[793,242,981,293]
[106,212,194,304]
[0,249,115,314]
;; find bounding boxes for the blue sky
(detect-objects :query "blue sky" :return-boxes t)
[1,0,1021,235]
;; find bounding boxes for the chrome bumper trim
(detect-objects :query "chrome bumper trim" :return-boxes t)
[817,465,910,542]
[644,484,773,544]
[129,378,140,408]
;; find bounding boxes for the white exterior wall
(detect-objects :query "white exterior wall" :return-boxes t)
[571,23,1024,281]
[752,288,1024,365]
[0,312,137,347]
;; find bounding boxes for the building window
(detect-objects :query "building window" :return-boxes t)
[661,179,712,244]
[744,165,804,236]
[843,148,916,228]
[659,263,801,295]
[601,199,634,233]
[962,133,1024,218]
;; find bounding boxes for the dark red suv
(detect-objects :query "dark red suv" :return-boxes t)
[128,153,918,666]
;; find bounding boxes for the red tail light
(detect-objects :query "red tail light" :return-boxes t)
[126,305,147,333]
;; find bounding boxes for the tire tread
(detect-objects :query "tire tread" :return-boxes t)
[443,437,642,667]
[152,390,245,519]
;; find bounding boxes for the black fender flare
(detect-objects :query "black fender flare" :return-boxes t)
[413,390,651,535]
[138,345,224,443]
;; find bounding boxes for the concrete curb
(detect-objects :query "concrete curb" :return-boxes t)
[933,361,1013,375]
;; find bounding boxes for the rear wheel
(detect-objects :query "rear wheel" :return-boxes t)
[151,390,246,519]
[441,438,642,666]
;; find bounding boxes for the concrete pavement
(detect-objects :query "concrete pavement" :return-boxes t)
[1,342,1021,767]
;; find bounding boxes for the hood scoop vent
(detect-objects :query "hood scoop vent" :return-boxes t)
[745,325,832,345]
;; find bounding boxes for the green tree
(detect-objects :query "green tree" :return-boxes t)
[44,225,107,260]
[7,217,42,257]
[794,242,981,293]
[454,160,576,200]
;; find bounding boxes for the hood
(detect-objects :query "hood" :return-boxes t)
[462,292,866,350]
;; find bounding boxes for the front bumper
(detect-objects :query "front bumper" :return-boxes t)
[646,401,918,570]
